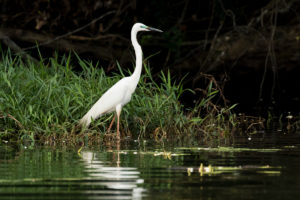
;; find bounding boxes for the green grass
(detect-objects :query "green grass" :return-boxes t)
[0,49,238,143]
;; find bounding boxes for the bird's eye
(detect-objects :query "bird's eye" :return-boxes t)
[140,25,147,29]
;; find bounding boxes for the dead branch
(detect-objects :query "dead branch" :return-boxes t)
[21,11,116,51]
[0,30,38,63]
[0,27,132,64]
[0,112,24,129]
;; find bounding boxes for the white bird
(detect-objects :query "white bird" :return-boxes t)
[79,23,162,139]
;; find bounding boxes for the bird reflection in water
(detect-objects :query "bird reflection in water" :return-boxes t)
[80,145,145,199]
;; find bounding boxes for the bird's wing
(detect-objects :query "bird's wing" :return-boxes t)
[79,77,130,126]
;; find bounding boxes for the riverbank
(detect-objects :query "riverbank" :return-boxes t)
[0,50,283,144]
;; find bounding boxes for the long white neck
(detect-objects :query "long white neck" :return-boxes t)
[130,28,143,86]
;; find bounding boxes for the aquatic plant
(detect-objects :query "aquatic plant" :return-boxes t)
[0,49,238,143]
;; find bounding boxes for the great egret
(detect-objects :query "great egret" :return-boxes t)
[79,23,162,139]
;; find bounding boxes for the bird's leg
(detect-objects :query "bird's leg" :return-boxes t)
[107,115,116,133]
[116,112,120,140]
[116,105,122,141]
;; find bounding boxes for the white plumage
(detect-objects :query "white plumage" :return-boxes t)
[79,23,162,139]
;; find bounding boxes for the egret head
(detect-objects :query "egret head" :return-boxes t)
[133,23,163,33]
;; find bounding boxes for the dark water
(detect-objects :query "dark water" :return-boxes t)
[1,135,300,200]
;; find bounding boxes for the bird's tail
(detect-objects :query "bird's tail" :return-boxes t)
[79,113,92,128]
[79,98,107,128]
[79,108,104,128]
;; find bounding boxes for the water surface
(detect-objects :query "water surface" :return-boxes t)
[1,135,300,200]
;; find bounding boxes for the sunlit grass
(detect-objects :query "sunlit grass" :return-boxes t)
[0,49,238,143]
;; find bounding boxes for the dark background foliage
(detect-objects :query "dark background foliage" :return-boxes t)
[1,0,300,115]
